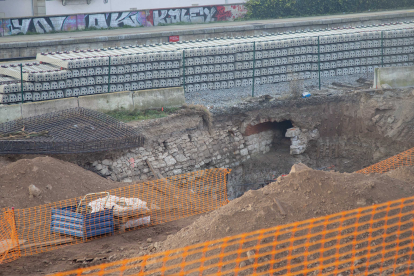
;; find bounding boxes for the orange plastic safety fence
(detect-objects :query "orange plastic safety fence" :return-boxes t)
[0,209,20,264]
[356,147,414,174]
[52,195,414,276]
[0,168,230,264]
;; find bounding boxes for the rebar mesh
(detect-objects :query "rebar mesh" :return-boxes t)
[0,108,144,154]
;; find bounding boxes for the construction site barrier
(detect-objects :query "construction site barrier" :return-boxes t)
[52,195,414,276]
[0,168,230,264]
[0,209,20,264]
[356,147,414,174]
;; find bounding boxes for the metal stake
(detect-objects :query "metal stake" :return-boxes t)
[108,56,111,93]
[20,64,24,103]
[182,50,186,92]
[381,31,384,67]
[318,36,321,90]
[252,41,256,97]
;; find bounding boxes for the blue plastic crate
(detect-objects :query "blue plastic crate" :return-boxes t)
[51,205,114,240]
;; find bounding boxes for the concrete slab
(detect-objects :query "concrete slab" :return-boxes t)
[0,104,22,124]
[374,66,414,89]
[78,91,134,111]
[133,87,185,110]
[21,98,78,118]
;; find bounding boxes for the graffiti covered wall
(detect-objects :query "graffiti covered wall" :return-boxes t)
[148,5,247,26]
[0,11,149,36]
[0,4,247,36]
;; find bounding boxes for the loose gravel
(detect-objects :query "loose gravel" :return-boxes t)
[185,73,374,111]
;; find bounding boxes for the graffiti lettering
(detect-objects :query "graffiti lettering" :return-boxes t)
[150,6,234,26]
[0,5,247,36]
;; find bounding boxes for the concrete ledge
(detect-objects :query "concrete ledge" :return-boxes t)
[21,98,78,118]
[374,66,414,88]
[78,91,134,112]
[133,87,185,110]
[0,87,185,124]
[0,104,22,123]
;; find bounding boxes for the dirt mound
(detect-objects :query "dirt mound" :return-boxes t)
[384,166,414,183]
[0,156,124,209]
[160,165,414,251]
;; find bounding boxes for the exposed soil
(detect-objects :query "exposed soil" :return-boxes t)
[0,214,202,276]
[1,162,414,276]
[2,88,414,275]
[0,156,130,209]
[158,164,414,251]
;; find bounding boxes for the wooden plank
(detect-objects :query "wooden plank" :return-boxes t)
[273,198,287,216]
[114,210,153,219]
[0,239,26,254]
[146,160,163,179]
[19,238,74,250]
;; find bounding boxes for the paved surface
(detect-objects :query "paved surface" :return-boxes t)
[2,9,414,45]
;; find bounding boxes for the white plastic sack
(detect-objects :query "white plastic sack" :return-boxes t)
[88,195,149,214]
[123,216,151,229]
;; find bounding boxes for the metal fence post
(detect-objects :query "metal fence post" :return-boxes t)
[252,41,256,97]
[381,31,384,67]
[11,207,21,258]
[318,36,321,90]
[108,56,111,93]
[182,50,186,92]
[20,64,24,103]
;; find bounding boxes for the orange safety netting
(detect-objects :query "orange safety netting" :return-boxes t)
[0,209,20,264]
[52,195,414,276]
[0,168,230,264]
[356,147,414,174]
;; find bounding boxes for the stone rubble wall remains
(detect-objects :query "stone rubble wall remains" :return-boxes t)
[92,119,277,182]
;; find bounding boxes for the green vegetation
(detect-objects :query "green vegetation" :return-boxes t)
[105,107,180,122]
[244,0,414,20]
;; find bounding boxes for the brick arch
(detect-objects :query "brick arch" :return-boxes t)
[244,120,293,136]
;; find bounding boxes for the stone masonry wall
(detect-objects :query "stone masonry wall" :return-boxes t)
[91,117,274,183]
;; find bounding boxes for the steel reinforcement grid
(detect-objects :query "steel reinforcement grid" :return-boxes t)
[0,107,145,154]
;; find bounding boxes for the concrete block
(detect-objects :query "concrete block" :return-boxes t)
[21,98,78,118]
[0,104,22,123]
[133,87,185,110]
[285,127,301,138]
[374,66,414,89]
[78,91,134,112]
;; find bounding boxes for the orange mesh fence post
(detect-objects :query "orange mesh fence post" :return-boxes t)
[50,195,414,276]
[0,168,230,261]
[0,208,21,264]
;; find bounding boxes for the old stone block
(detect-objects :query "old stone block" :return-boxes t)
[164,156,177,166]
[285,127,301,138]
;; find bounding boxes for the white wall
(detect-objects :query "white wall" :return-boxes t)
[45,0,245,16]
[0,0,33,18]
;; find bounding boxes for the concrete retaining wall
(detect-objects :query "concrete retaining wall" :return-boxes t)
[21,98,78,118]
[0,87,185,123]
[133,87,185,110]
[78,91,134,112]
[374,66,414,88]
[0,103,22,123]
